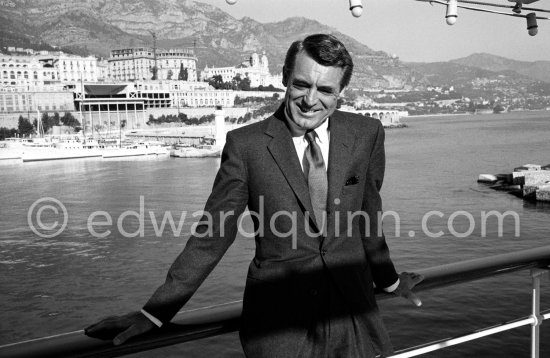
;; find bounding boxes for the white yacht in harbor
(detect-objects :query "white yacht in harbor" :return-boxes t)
[170,144,220,158]
[102,141,170,158]
[0,136,169,163]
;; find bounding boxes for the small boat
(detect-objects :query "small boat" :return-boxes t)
[171,144,220,158]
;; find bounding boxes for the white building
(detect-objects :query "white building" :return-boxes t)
[41,53,99,83]
[0,84,74,113]
[0,54,59,87]
[133,80,233,108]
[0,52,98,120]
[97,60,109,82]
[132,80,280,109]
[202,52,284,89]
[108,48,198,82]
[1,51,100,87]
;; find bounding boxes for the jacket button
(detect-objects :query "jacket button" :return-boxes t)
[310,289,318,296]
[321,249,327,256]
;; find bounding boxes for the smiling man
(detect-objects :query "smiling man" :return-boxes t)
[282,40,344,135]
[86,34,422,358]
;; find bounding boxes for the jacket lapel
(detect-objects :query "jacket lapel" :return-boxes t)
[265,108,316,222]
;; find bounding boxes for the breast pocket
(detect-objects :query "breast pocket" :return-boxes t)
[342,183,360,196]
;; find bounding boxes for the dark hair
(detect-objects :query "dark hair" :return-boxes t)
[283,34,354,90]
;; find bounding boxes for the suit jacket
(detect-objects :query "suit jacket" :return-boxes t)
[143,105,399,357]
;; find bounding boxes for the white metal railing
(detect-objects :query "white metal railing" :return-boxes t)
[0,245,549,358]
[389,268,549,358]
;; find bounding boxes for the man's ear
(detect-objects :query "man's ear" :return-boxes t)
[282,66,289,87]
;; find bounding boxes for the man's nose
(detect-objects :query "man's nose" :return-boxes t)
[303,88,318,106]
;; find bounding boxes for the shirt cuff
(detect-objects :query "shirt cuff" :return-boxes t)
[141,309,163,328]
[383,279,400,293]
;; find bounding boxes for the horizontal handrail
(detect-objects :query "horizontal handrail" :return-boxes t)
[1,245,550,358]
[389,309,550,358]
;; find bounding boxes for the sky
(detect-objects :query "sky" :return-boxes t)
[199,0,550,63]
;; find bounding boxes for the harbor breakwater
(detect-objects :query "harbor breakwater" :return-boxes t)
[478,163,550,202]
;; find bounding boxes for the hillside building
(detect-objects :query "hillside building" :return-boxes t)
[0,84,74,116]
[108,48,198,82]
[0,52,98,123]
[1,54,59,87]
[1,52,99,87]
[202,52,284,89]
[38,53,99,83]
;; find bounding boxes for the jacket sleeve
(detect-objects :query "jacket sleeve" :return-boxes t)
[360,121,399,290]
[142,131,249,323]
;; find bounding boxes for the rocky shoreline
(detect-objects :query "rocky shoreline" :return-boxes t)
[478,164,550,202]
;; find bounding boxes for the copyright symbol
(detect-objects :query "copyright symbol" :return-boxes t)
[27,197,68,238]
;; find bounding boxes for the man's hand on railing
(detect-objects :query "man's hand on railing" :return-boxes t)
[84,311,156,346]
[393,272,424,307]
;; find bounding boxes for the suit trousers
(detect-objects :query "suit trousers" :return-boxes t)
[296,266,394,358]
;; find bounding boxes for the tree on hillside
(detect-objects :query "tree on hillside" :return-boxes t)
[232,74,243,90]
[0,127,17,140]
[18,116,34,137]
[240,77,251,91]
[60,112,80,128]
[40,113,51,133]
[177,112,188,123]
[150,66,158,80]
[208,75,224,89]
[42,112,61,133]
[178,64,188,81]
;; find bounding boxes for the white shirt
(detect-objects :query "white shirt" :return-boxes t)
[291,117,330,172]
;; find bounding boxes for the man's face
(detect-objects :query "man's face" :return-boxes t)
[283,51,344,133]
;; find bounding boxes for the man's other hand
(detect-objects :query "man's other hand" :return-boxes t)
[84,311,156,346]
[393,272,424,307]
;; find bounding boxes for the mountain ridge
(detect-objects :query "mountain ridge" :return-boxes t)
[0,0,418,89]
[450,52,550,83]
[1,1,548,90]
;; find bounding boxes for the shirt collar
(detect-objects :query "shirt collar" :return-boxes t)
[309,117,330,145]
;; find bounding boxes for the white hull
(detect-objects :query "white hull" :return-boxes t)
[102,146,169,158]
[21,148,103,162]
[171,148,220,158]
[0,146,169,163]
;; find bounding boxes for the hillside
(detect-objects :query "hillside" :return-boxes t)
[405,61,529,87]
[0,0,416,90]
[406,60,550,102]
[2,0,548,93]
[451,53,550,83]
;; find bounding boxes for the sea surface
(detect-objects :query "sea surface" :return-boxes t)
[1,111,550,357]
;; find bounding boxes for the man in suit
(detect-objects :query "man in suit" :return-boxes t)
[86,33,422,357]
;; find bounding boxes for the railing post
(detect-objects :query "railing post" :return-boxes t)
[530,268,548,358]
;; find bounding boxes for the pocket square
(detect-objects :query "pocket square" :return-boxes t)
[345,175,359,186]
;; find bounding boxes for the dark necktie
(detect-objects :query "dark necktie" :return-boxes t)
[303,130,328,234]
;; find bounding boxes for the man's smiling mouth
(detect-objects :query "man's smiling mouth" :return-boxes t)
[297,104,321,114]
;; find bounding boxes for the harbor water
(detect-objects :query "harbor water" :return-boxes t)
[1,111,550,357]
